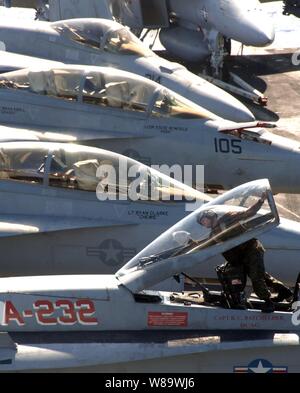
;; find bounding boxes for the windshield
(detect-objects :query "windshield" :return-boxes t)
[0,69,30,91]
[104,28,153,57]
[0,146,48,184]
[0,69,82,102]
[152,89,214,120]
[52,20,105,50]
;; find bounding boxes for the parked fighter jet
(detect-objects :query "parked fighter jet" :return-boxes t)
[0,140,207,280]
[26,0,275,75]
[0,50,63,74]
[1,179,300,373]
[0,141,300,286]
[0,65,299,195]
[0,17,255,121]
[22,0,275,49]
[113,0,275,52]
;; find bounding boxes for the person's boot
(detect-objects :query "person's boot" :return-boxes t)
[231,291,247,310]
[262,299,275,313]
[273,286,293,303]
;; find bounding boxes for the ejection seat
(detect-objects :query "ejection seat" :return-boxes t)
[73,159,99,191]
[105,81,130,108]
[28,71,48,95]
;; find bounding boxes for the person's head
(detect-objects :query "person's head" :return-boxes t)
[197,210,218,228]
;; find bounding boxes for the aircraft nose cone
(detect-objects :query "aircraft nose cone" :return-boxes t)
[215,92,255,122]
[240,17,275,47]
[188,81,255,122]
[257,24,275,46]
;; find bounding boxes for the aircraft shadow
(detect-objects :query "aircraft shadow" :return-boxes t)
[156,50,300,122]
[228,52,299,79]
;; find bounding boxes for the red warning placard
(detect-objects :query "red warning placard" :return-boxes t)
[148,312,188,327]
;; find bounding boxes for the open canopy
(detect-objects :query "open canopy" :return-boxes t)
[0,141,209,205]
[116,179,279,292]
[0,66,214,120]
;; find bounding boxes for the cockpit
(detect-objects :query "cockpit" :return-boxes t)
[0,143,210,205]
[116,179,279,293]
[0,67,211,120]
[117,180,279,285]
[51,19,153,58]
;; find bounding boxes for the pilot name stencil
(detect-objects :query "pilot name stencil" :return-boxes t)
[128,210,169,220]
[214,313,286,329]
[0,106,24,115]
[145,125,188,133]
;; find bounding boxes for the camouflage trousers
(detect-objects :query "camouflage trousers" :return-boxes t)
[242,249,290,301]
[223,238,292,301]
[239,248,270,300]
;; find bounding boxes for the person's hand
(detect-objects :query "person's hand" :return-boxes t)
[258,191,268,204]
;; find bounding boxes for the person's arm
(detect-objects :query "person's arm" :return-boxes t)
[241,191,268,220]
[217,192,267,228]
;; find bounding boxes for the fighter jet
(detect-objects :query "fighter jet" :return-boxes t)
[0,65,299,195]
[20,0,275,49]
[122,0,275,51]
[25,0,275,75]
[0,140,299,287]
[0,140,208,281]
[0,17,255,122]
[108,0,275,73]
[1,179,300,373]
[0,50,63,74]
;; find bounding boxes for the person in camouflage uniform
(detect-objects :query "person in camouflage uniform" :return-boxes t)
[198,193,293,312]
[283,0,300,18]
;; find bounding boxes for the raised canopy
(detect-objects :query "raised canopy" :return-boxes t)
[116,179,279,292]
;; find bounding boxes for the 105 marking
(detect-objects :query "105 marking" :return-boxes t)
[214,138,242,154]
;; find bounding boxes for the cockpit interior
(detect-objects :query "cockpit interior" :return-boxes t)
[0,67,210,120]
[52,19,154,58]
[0,143,208,204]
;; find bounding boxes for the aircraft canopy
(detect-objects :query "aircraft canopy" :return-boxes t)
[117,179,279,292]
[0,67,213,120]
[52,18,153,58]
[0,142,210,204]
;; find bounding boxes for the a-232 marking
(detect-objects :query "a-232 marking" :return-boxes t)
[2,299,98,326]
[214,138,242,154]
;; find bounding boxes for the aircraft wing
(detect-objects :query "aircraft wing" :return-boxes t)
[0,214,137,238]
[1,333,296,372]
